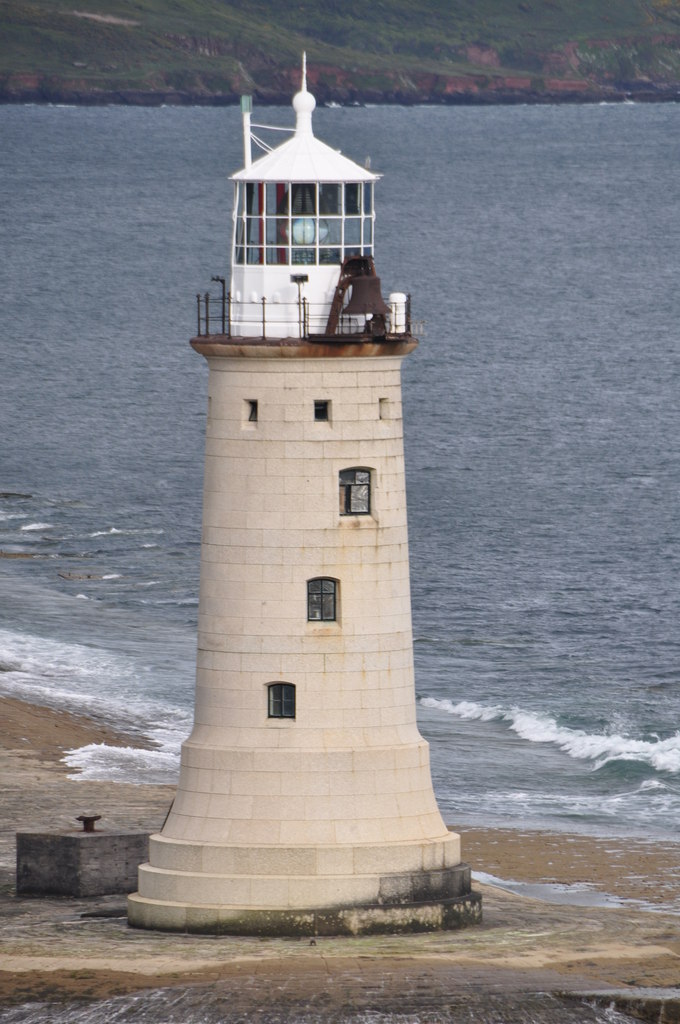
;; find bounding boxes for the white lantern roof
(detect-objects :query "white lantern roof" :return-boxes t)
[232,71,378,185]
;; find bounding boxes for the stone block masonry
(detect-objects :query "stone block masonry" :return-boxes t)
[17,831,149,897]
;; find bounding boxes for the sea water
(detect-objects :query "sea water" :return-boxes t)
[1,100,680,843]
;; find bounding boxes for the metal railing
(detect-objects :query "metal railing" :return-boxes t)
[195,287,413,340]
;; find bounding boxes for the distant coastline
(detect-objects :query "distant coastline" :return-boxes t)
[5,86,680,107]
[3,79,679,107]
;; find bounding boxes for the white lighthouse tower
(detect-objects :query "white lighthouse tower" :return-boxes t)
[128,62,480,935]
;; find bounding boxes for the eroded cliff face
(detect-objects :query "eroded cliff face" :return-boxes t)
[2,35,680,105]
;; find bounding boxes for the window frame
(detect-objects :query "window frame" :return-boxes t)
[307,577,338,622]
[268,682,296,719]
[339,468,371,516]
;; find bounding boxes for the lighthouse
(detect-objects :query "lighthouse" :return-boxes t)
[128,61,480,935]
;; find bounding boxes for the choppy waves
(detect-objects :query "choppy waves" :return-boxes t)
[63,741,181,786]
[420,697,680,774]
[0,627,188,784]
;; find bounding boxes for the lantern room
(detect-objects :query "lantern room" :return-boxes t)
[221,61,406,340]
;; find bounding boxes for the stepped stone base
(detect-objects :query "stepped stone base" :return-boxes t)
[127,863,481,935]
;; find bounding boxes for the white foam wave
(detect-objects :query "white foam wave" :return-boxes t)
[102,573,122,579]
[20,522,53,531]
[64,742,180,785]
[0,628,192,786]
[0,628,191,752]
[420,697,680,773]
[89,527,165,538]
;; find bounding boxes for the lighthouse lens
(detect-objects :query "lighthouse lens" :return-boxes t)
[292,218,316,245]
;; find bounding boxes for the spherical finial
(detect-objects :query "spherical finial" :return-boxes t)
[292,53,316,133]
[293,88,316,117]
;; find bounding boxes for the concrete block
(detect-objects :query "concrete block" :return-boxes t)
[16,831,149,897]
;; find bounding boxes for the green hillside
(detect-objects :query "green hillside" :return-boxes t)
[2,0,680,103]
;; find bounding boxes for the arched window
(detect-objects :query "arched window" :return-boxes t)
[339,468,371,515]
[268,683,295,719]
[307,578,337,621]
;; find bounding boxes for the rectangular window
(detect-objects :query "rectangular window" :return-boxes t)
[268,683,295,718]
[307,578,337,621]
[248,400,258,422]
[339,468,371,515]
[314,400,329,422]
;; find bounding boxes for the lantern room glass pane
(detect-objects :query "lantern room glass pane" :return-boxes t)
[319,183,341,214]
[363,219,373,245]
[246,218,262,244]
[266,219,288,245]
[291,183,316,215]
[246,182,262,215]
[266,182,289,215]
[292,248,315,265]
[345,183,360,215]
[266,247,288,265]
[234,220,245,263]
[321,219,341,244]
[235,182,244,215]
[363,182,373,214]
[344,218,361,245]
[319,248,341,264]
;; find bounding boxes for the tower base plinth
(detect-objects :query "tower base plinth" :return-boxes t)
[128,871,481,936]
